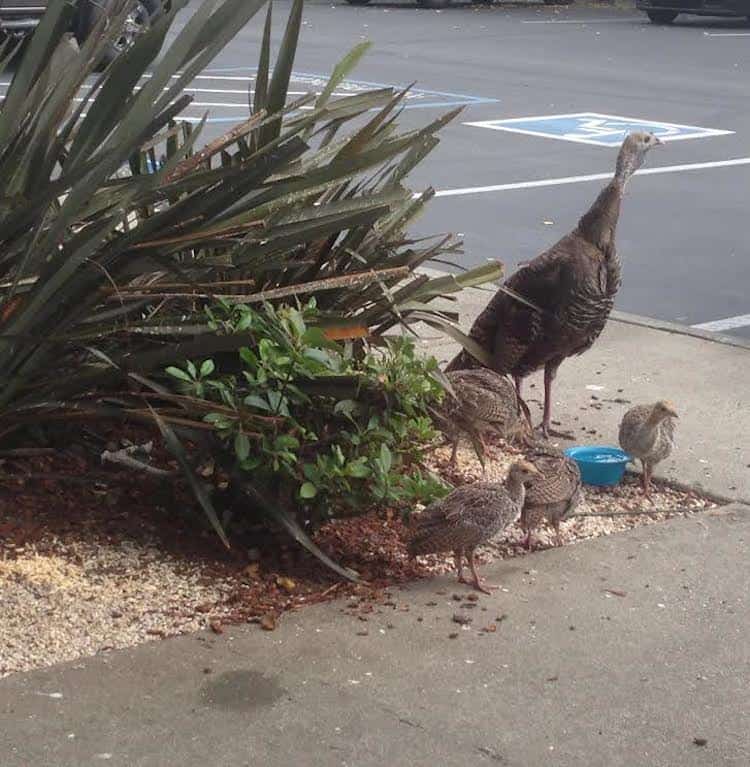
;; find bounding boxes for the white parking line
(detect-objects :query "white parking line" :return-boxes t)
[691,314,750,332]
[704,32,750,37]
[434,157,750,198]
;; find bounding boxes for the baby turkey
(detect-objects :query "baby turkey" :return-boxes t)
[432,368,530,470]
[520,443,583,549]
[618,400,678,496]
[408,460,540,594]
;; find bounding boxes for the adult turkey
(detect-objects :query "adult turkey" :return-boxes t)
[445,132,662,436]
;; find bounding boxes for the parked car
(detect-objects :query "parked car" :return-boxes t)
[0,0,163,66]
[345,0,569,7]
[636,0,750,24]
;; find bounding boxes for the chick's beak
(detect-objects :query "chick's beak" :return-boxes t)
[654,136,665,146]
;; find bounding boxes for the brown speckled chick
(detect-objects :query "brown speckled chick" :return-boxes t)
[433,368,530,470]
[408,460,540,594]
[619,400,678,496]
[521,443,583,549]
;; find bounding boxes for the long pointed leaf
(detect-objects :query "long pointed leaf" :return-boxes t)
[149,404,231,548]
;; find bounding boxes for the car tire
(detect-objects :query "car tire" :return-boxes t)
[77,0,160,69]
[646,10,678,23]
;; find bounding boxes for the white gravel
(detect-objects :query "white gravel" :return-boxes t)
[0,539,234,678]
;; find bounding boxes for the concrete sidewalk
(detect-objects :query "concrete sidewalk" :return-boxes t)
[2,290,749,767]
[1,505,748,766]
[423,282,750,504]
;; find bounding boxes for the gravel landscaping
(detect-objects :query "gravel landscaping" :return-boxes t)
[0,439,716,677]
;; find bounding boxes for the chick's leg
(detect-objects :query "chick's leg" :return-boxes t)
[455,548,467,584]
[468,548,498,595]
[642,462,653,498]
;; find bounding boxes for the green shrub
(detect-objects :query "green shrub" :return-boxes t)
[166,299,452,526]
[0,0,502,575]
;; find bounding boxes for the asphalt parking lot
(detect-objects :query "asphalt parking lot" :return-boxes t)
[13,1,750,337]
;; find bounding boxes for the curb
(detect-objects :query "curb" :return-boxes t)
[610,310,750,352]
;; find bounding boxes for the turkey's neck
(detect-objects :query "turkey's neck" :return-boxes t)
[505,474,527,508]
[646,411,666,431]
[576,181,623,255]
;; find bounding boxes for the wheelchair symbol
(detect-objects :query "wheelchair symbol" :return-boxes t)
[564,118,682,141]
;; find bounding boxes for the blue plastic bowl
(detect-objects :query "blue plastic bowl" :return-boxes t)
[564,445,631,487]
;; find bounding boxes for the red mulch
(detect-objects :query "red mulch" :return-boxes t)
[0,426,429,630]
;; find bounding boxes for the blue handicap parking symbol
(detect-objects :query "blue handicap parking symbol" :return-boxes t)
[464,112,732,147]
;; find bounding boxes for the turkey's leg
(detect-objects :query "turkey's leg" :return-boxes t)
[520,512,533,550]
[455,548,467,584]
[539,362,574,439]
[468,548,498,594]
[449,438,459,468]
[554,520,563,547]
[478,433,492,478]
[541,363,557,437]
[642,462,652,497]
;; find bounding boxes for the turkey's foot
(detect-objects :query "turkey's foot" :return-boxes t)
[472,580,499,595]
[535,423,575,440]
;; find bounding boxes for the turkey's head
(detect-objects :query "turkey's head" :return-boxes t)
[508,459,542,486]
[615,131,663,183]
[653,400,679,421]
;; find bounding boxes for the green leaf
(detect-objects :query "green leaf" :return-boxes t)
[274,434,300,450]
[149,405,230,549]
[186,360,198,379]
[299,481,317,499]
[240,456,262,471]
[234,432,251,461]
[239,347,259,367]
[244,394,271,411]
[267,390,290,416]
[253,2,273,115]
[286,307,306,337]
[333,399,358,417]
[346,460,370,479]
[303,463,320,482]
[303,347,334,367]
[314,42,371,112]
[200,359,216,377]
[379,443,392,474]
[166,366,192,382]
[258,0,303,146]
